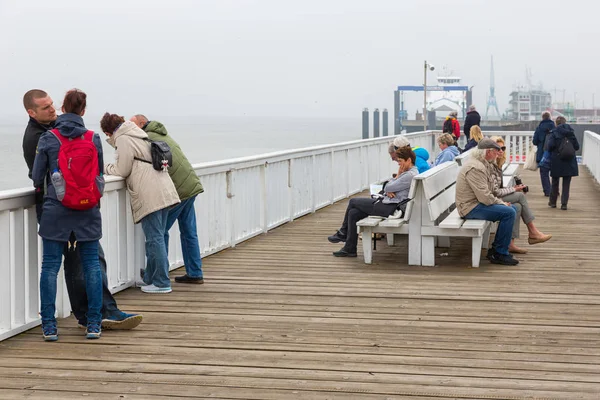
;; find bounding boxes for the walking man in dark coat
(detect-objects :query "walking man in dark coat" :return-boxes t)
[463,105,481,141]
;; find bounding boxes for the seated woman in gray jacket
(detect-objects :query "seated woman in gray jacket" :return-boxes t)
[100,113,180,294]
[328,147,419,257]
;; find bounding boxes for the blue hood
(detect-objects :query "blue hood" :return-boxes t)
[53,113,89,138]
[445,145,460,157]
[413,146,429,161]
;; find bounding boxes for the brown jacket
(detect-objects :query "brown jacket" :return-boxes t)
[105,121,180,223]
[455,157,505,217]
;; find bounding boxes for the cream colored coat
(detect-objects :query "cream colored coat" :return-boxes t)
[455,157,504,217]
[105,121,180,223]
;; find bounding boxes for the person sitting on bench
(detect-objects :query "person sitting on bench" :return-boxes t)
[455,138,519,266]
[328,147,419,257]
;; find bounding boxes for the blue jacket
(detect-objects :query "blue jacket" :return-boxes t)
[532,119,556,163]
[412,147,430,173]
[434,145,460,166]
[463,138,478,152]
[546,123,579,178]
[32,113,104,242]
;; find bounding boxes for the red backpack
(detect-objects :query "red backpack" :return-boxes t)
[50,129,101,210]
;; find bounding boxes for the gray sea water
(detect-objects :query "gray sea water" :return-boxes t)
[0,116,361,191]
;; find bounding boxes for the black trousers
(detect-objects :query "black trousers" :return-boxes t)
[550,176,572,206]
[339,198,397,252]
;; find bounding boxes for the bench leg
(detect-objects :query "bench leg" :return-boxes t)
[421,236,436,266]
[471,236,483,268]
[481,226,491,249]
[438,236,451,248]
[362,227,373,264]
[387,233,395,246]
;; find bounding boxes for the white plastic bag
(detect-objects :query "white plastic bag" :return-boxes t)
[524,144,538,171]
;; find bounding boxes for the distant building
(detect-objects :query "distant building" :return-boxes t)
[508,89,552,121]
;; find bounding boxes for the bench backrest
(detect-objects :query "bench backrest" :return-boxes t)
[413,161,459,222]
[401,178,418,222]
[455,149,473,166]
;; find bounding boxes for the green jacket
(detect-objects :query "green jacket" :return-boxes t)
[144,121,204,201]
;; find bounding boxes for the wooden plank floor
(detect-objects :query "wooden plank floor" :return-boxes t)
[1,167,600,399]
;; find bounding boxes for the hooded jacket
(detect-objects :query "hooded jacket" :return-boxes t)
[434,145,460,166]
[105,121,180,223]
[143,121,203,201]
[532,119,556,163]
[412,146,430,174]
[546,123,579,178]
[32,113,103,241]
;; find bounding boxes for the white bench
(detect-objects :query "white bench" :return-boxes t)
[416,161,492,268]
[356,179,418,264]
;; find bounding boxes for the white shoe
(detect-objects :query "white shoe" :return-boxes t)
[135,280,147,288]
[141,284,172,294]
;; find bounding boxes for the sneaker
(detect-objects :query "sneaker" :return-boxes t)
[548,201,556,208]
[486,247,496,261]
[86,322,101,339]
[77,318,87,329]
[561,204,568,210]
[42,323,58,342]
[489,252,519,266]
[135,279,147,288]
[175,274,204,284]
[332,248,357,257]
[327,231,347,244]
[141,284,172,294]
[102,312,143,330]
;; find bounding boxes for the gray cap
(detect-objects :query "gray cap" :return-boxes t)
[477,138,501,150]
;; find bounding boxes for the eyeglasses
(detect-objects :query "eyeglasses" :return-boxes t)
[500,146,506,151]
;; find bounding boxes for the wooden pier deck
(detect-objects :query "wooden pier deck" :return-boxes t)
[1,168,600,399]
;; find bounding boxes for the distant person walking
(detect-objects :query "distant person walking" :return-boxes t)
[463,125,484,152]
[442,111,461,141]
[131,115,205,284]
[546,116,579,210]
[532,111,556,197]
[101,114,180,293]
[463,105,481,141]
[32,89,104,341]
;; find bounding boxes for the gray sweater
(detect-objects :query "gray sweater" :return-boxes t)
[382,166,419,204]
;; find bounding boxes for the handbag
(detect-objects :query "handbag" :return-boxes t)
[524,144,538,171]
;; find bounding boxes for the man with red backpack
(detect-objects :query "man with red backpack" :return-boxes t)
[442,111,461,140]
[22,89,142,335]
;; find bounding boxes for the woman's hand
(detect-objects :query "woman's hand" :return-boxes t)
[514,184,526,192]
[386,192,396,198]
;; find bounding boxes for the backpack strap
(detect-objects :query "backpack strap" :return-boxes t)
[50,129,94,145]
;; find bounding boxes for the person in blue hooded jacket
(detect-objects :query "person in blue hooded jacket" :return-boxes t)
[545,116,579,210]
[434,133,461,166]
[532,111,556,196]
[32,89,104,341]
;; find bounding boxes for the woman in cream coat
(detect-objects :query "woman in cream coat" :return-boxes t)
[101,114,180,294]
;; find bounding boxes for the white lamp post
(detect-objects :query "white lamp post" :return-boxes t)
[423,60,435,132]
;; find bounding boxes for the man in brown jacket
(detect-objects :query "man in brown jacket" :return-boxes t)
[455,138,519,266]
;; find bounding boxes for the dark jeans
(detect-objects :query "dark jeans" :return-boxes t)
[41,239,102,326]
[339,198,396,252]
[464,203,517,256]
[539,166,551,196]
[36,209,121,323]
[165,196,203,278]
[550,176,572,206]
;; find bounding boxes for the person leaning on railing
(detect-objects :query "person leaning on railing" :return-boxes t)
[489,136,552,254]
[327,147,419,257]
[100,113,180,294]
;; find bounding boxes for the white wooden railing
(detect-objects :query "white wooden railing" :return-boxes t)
[583,130,600,184]
[0,129,566,341]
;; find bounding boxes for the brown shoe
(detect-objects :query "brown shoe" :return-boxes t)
[509,246,528,254]
[528,234,552,245]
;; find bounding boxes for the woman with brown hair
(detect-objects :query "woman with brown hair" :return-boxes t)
[32,89,104,341]
[100,113,180,294]
[489,136,552,253]
[328,147,419,257]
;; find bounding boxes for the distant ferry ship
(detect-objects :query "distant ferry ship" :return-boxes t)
[427,71,468,120]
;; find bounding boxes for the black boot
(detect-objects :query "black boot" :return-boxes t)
[327,230,347,243]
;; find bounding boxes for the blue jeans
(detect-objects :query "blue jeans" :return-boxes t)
[464,203,517,256]
[40,239,102,325]
[140,208,171,288]
[165,196,203,278]
[539,166,551,196]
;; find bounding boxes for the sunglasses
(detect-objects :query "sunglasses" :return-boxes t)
[500,146,506,151]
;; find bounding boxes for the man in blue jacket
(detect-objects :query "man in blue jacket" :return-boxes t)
[22,89,142,330]
[532,111,555,196]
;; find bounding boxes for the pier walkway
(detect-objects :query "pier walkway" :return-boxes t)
[0,167,599,399]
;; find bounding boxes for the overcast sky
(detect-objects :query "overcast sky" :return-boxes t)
[1,0,598,121]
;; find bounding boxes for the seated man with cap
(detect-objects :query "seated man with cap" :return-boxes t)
[455,138,519,266]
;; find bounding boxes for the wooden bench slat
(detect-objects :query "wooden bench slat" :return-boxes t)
[356,217,383,227]
[438,209,464,229]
